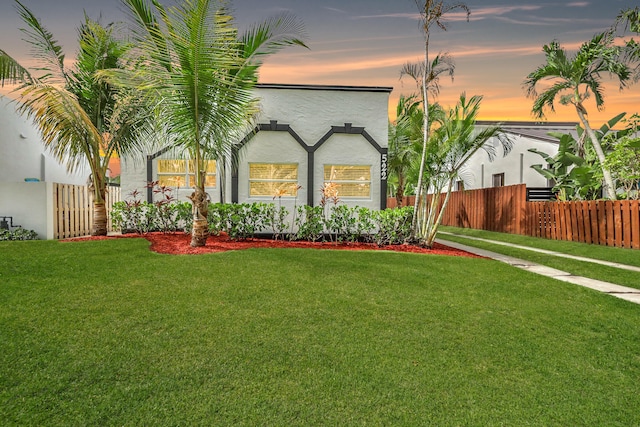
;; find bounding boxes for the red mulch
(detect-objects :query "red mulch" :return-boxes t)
[65,232,482,258]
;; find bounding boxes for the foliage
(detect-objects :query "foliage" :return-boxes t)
[605,114,640,199]
[373,207,414,246]
[524,30,632,199]
[415,94,510,247]
[529,113,632,200]
[294,205,325,242]
[109,0,307,247]
[407,0,470,239]
[111,188,421,243]
[0,2,150,235]
[0,227,39,241]
[111,185,188,234]
[529,133,600,200]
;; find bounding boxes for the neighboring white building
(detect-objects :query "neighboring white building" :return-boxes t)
[458,121,579,194]
[1,96,91,238]
[0,96,88,185]
[121,83,393,210]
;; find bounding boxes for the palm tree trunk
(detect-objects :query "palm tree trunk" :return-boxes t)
[425,178,453,247]
[91,202,108,236]
[411,34,431,240]
[90,176,108,236]
[575,107,617,199]
[189,184,209,247]
[395,175,405,207]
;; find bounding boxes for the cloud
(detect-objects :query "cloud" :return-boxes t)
[354,5,542,23]
[566,2,590,7]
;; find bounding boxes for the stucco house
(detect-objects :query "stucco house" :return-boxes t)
[120,83,393,211]
[457,121,579,196]
[0,97,89,185]
[0,96,93,238]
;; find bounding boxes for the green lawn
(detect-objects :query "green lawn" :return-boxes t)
[439,226,640,290]
[1,238,640,425]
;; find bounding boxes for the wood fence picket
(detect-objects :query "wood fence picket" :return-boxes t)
[387,184,640,249]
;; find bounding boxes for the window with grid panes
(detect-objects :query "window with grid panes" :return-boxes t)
[157,159,216,187]
[323,165,371,198]
[249,163,299,197]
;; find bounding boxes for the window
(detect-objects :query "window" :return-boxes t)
[157,159,216,188]
[324,165,371,198]
[249,163,299,197]
[492,173,504,187]
[456,180,465,191]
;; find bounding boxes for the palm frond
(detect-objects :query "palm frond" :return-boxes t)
[0,49,32,87]
[14,0,67,84]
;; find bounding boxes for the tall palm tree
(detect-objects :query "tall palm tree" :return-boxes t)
[524,31,631,199]
[0,1,149,235]
[417,93,510,247]
[112,0,306,247]
[409,0,470,240]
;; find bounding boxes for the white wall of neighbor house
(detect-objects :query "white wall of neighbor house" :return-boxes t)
[0,97,88,185]
[0,182,52,239]
[459,133,560,190]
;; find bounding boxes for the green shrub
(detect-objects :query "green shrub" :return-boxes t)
[0,227,39,241]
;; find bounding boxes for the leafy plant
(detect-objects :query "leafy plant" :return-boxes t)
[0,227,39,241]
[373,207,414,246]
[295,205,325,242]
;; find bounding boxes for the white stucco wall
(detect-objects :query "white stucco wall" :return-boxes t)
[237,130,309,206]
[0,97,88,185]
[460,130,562,190]
[0,182,52,239]
[254,86,389,148]
[314,133,381,208]
[120,84,391,208]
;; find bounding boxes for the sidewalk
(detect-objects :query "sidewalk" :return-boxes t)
[436,235,640,305]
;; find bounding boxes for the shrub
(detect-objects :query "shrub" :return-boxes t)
[0,227,39,241]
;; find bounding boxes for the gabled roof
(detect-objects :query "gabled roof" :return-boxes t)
[476,120,579,143]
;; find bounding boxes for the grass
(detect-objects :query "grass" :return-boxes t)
[1,238,640,425]
[438,226,640,290]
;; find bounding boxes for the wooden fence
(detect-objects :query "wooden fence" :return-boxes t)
[52,183,121,239]
[387,184,640,249]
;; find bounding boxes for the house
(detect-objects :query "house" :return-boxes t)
[0,96,89,185]
[1,96,92,238]
[120,83,393,210]
[458,121,579,194]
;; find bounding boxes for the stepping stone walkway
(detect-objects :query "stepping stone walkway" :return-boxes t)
[438,234,640,305]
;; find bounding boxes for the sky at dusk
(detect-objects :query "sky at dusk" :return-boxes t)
[1,0,638,125]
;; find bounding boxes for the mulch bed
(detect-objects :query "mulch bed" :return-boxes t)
[65,232,482,258]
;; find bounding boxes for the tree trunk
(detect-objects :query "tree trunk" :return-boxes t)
[188,185,209,247]
[395,175,405,207]
[411,32,431,240]
[90,177,108,236]
[91,202,108,236]
[575,107,617,199]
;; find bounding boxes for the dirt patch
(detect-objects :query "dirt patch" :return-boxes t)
[65,232,482,258]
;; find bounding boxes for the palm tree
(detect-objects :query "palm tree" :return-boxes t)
[615,7,640,82]
[388,94,422,206]
[524,31,631,199]
[417,93,511,247]
[0,1,149,235]
[409,0,470,240]
[114,0,306,247]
